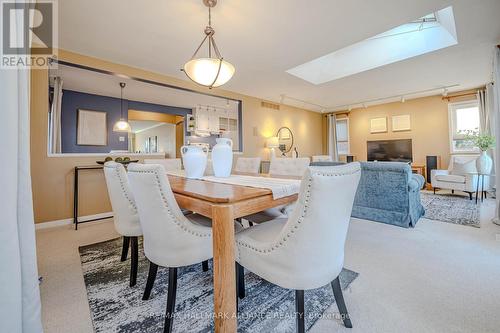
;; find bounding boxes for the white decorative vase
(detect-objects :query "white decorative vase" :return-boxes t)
[212,138,233,177]
[180,145,208,179]
[476,151,493,175]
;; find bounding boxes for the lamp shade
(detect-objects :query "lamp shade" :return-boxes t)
[113,119,131,132]
[266,136,279,148]
[183,58,235,88]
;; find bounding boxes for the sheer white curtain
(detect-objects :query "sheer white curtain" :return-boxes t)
[477,89,490,134]
[492,47,500,226]
[327,114,339,161]
[0,2,43,332]
[49,77,63,153]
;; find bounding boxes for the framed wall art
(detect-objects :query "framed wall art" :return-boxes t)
[370,117,387,133]
[76,109,107,146]
[392,114,411,132]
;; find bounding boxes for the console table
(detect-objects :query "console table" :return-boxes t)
[73,165,113,230]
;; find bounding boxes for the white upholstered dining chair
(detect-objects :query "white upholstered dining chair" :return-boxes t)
[236,163,361,332]
[234,157,261,174]
[312,155,333,162]
[243,157,310,225]
[144,158,182,171]
[127,163,214,333]
[103,161,142,287]
[269,157,311,177]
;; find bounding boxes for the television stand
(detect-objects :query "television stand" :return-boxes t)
[411,163,426,187]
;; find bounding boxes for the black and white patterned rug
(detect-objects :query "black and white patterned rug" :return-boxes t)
[79,238,358,332]
[420,191,480,227]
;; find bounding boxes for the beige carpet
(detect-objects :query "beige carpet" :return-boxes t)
[36,198,500,333]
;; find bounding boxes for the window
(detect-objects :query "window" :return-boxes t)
[287,6,457,84]
[448,100,480,153]
[336,118,349,155]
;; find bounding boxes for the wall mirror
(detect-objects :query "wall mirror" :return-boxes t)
[276,126,294,156]
[47,61,242,156]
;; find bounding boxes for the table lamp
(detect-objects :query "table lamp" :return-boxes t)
[266,136,279,160]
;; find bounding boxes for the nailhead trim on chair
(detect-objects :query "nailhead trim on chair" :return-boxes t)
[236,165,360,254]
[105,164,138,214]
[129,168,211,238]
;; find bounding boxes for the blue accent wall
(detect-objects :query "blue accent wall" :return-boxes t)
[61,90,128,153]
[60,89,191,153]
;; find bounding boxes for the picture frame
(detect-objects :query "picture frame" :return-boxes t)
[370,117,387,133]
[392,114,411,132]
[76,109,107,146]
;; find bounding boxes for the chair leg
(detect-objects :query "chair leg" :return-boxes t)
[164,267,178,333]
[331,277,352,328]
[433,188,436,194]
[142,261,158,300]
[468,192,473,200]
[236,262,245,299]
[295,290,305,333]
[202,260,209,272]
[121,236,130,262]
[130,236,138,287]
[235,263,239,314]
[451,189,455,194]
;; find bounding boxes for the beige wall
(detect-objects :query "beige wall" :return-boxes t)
[345,92,477,168]
[31,49,323,223]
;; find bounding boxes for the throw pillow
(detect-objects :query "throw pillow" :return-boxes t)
[451,159,477,176]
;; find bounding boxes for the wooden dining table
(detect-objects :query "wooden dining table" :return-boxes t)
[167,174,299,332]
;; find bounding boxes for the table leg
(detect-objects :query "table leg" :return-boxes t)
[211,205,237,333]
[481,175,485,202]
[475,175,480,205]
[74,167,79,230]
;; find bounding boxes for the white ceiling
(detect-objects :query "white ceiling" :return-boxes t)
[58,0,500,112]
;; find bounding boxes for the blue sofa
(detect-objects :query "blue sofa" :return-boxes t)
[311,161,425,228]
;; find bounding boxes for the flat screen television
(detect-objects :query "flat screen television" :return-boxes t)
[367,139,412,162]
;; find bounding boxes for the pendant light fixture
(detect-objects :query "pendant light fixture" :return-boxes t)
[181,0,235,89]
[113,82,131,132]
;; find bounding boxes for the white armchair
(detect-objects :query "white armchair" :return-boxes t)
[431,155,490,199]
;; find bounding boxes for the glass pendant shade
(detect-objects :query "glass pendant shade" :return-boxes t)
[112,82,131,132]
[183,57,235,88]
[113,119,131,132]
[182,1,234,88]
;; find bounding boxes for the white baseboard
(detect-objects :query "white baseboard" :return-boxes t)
[35,212,113,230]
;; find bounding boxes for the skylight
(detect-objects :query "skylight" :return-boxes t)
[286,6,457,84]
